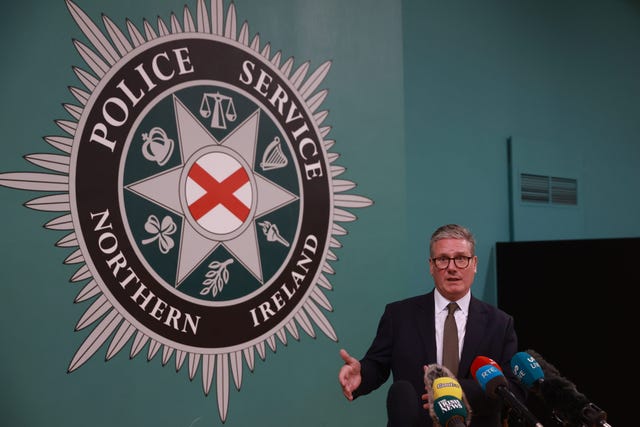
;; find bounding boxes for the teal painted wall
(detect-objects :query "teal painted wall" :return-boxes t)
[1,1,405,426]
[1,0,638,426]
[404,0,640,304]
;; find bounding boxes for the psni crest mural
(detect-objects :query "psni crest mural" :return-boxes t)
[0,0,372,421]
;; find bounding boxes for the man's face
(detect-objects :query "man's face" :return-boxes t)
[429,238,477,301]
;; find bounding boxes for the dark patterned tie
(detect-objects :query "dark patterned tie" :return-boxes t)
[442,302,459,376]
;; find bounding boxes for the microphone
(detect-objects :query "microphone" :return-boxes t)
[471,355,502,375]
[424,364,471,426]
[471,356,543,427]
[518,350,611,427]
[433,377,463,400]
[510,351,544,390]
[432,395,469,427]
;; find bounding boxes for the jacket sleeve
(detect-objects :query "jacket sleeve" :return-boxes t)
[353,304,394,398]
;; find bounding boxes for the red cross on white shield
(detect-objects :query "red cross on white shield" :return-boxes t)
[185,151,252,235]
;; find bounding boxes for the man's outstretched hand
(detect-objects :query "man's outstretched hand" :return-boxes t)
[338,349,362,401]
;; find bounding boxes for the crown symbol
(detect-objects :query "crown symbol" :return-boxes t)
[141,127,174,166]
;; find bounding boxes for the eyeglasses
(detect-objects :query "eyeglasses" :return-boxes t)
[430,256,473,270]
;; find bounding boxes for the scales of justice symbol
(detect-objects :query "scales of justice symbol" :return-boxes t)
[200,91,237,129]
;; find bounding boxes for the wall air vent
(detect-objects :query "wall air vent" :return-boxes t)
[520,173,577,206]
[550,177,578,205]
[521,173,549,203]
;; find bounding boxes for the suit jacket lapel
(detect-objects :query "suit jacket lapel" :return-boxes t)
[416,292,437,365]
[459,296,488,377]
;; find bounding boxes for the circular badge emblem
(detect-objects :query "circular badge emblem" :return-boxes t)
[0,1,372,422]
[74,35,334,351]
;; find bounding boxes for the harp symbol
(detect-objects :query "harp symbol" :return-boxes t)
[260,136,288,171]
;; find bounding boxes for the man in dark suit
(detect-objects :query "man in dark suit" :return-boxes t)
[338,224,526,426]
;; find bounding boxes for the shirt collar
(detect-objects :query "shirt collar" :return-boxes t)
[434,288,471,314]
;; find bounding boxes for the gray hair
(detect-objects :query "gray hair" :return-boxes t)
[429,224,476,257]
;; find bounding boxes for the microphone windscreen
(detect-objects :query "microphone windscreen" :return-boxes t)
[432,396,468,426]
[528,350,609,426]
[470,355,501,380]
[474,364,507,398]
[424,364,472,425]
[425,364,457,386]
[433,377,463,400]
[510,351,544,388]
[525,349,561,377]
[424,364,456,401]
[538,376,590,412]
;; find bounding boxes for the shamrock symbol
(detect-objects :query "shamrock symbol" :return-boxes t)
[141,214,177,254]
